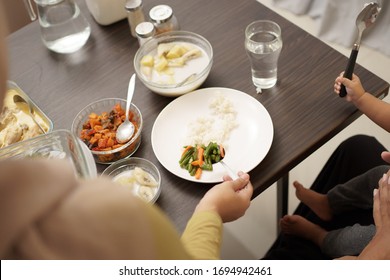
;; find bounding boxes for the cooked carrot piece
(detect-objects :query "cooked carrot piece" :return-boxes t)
[181,145,193,157]
[114,103,122,113]
[89,118,100,128]
[98,138,107,149]
[219,144,225,158]
[93,125,103,131]
[93,133,102,139]
[194,167,202,179]
[89,137,98,145]
[197,146,204,166]
[106,137,115,147]
[89,112,98,119]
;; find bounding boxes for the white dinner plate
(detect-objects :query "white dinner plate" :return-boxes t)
[151,87,274,183]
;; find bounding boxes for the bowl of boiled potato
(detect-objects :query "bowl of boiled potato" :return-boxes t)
[134,31,213,97]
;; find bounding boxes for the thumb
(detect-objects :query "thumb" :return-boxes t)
[381,151,390,164]
[231,173,250,192]
[341,77,353,88]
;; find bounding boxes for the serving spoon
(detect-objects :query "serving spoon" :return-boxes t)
[339,2,381,97]
[13,94,45,134]
[116,74,136,144]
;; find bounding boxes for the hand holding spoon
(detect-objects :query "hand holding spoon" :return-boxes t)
[219,159,239,180]
[339,2,381,97]
[116,74,136,144]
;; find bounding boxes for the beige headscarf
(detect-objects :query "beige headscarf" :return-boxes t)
[0,159,189,259]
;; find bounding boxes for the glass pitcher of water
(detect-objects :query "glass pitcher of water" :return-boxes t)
[24,0,91,54]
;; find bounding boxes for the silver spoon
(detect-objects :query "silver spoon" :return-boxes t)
[13,94,45,134]
[116,74,136,144]
[175,73,197,88]
[339,2,381,97]
[219,160,239,180]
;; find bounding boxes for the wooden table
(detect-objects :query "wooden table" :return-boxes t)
[7,0,389,232]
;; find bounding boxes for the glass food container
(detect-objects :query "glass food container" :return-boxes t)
[0,129,97,179]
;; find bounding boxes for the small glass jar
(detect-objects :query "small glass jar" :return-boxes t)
[125,0,146,37]
[135,22,155,46]
[149,5,179,35]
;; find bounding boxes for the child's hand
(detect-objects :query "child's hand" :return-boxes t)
[334,72,366,103]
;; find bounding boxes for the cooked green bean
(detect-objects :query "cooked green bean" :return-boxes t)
[179,142,225,179]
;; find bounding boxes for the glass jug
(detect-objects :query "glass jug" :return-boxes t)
[24,0,91,54]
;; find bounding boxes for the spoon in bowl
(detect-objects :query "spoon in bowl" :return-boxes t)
[13,94,45,134]
[175,73,197,88]
[116,74,136,144]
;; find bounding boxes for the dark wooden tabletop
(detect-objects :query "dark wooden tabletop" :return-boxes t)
[6,0,389,232]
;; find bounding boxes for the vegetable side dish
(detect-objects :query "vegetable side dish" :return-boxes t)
[79,103,138,152]
[179,142,225,179]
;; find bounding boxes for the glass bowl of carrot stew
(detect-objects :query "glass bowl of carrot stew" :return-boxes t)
[71,98,143,164]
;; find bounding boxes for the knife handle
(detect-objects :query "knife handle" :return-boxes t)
[339,49,359,97]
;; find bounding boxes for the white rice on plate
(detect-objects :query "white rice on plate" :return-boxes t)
[183,93,238,147]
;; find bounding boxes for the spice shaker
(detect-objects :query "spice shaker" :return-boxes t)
[135,22,155,46]
[149,5,179,34]
[125,0,146,37]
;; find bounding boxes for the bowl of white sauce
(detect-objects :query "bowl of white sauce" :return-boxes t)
[134,31,213,97]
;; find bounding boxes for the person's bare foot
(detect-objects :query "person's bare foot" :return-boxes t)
[293,181,333,221]
[280,215,328,247]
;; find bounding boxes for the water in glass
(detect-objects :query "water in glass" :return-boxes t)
[26,0,91,54]
[245,21,282,90]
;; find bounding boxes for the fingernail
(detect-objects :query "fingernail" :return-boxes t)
[239,172,249,180]
[373,188,378,197]
[383,173,387,183]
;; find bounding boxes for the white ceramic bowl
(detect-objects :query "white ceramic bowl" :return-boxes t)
[102,157,161,204]
[134,31,213,97]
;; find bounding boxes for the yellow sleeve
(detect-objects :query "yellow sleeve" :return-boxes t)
[180,211,223,260]
[142,200,193,259]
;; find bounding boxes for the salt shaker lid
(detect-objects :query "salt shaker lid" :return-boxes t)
[125,0,143,11]
[149,5,173,23]
[135,22,155,38]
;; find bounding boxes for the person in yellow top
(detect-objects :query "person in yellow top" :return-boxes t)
[0,3,252,260]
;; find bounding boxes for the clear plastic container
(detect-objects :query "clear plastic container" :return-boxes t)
[0,129,97,179]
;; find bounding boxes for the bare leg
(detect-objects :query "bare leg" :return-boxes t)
[280,215,328,247]
[293,181,333,221]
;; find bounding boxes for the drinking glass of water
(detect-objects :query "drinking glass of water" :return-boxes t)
[245,20,282,92]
